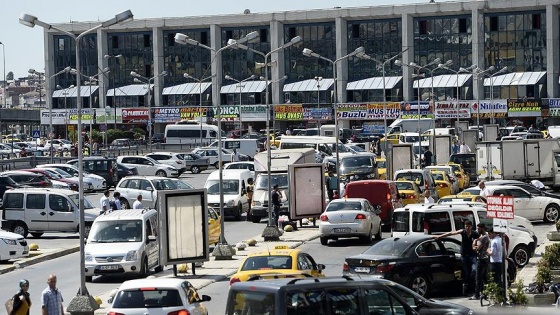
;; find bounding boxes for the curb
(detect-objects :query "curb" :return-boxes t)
[0,246,80,275]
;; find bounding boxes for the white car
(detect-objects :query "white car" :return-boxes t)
[223,161,255,177]
[0,230,29,261]
[50,179,71,190]
[145,152,187,174]
[107,278,211,315]
[115,176,194,209]
[319,198,382,246]
[40,167,96,192]
[485,185,560,222]
[44,139,73,151]
[192,147,236,169]
[117,156,179,177]
[0,143,21,156]
[37,164,106,191]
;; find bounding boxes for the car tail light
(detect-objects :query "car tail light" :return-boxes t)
[107,312,125,315]
[386,193,391,201]
[230,277,241,285]
[407,194,415,199]
[375,262,395,273]
[320,214,329,221]
[342,262,349,272]
[439,183,448,188]
[355,214,367,220]
[424,181,429,191]
[167,310,190,315]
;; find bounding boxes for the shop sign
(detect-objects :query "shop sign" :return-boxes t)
[434,101,472,119]
[304,108,332,120]
[154,107,181,123]
[507,99,541,117]
[470,99,508,118]
[240,105,267,122]
[274,104,303,121]
[41,109,67,125]
[180,107,208,120]
[122,108,149,123]
[401,101,430,111]
[471,112,507,118]
[545,99,560,116]
[336,103,400,120]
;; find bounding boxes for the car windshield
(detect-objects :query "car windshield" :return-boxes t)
[69,194,95,209]
[326,201,363,212]
[349,146,366,152]
[377,160,386,168]
[240,256,292,271]
[42,169,62,179]
[396,182,415,191]
[49,168,73,178]
[205,179,239,195]
[150,179,193,190]
[362,238,414,256]
[431,173,445,181]
[88,220,143,243]
[341,156,373,168]
[255,174,288,189]
[395,173,423,183]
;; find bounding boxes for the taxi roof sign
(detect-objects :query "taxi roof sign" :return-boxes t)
[274,245,289,250]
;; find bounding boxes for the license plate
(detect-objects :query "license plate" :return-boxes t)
[100,265,120,270]
[333,228,351,233]
[354,267,370,273]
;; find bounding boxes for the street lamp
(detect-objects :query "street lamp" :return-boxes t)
[484,66,508,124]
[313,76,322,130]
[45,67,71,161]
[459,65,493,129]
[105,54,122,129]
[131,70,168,149]
[395,57,440,168]
[56,84,75,140]
[302,46,365,187]
[260,75,288,135]
[184,73,214,145]
[0,42,5,108]
[174,30,260,249]
[226,35,302,240]
[20,10,133,302]
[439,61,472,129]
[224,74,257,134]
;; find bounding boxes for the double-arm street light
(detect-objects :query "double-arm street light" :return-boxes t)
[104,54,122,129]
[184,73,214,145]
[458,65,494,129]
[20,10,133,301]
[131,70,168,148]
[175,30,259,249]
[46,66,72,161]
[483,66,508,124]
[438,62,474,129]
[227,35,302,239]
[224,74,257,134]
[56,84,74,140]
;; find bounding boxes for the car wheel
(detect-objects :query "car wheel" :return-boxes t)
[31,232,44,238]
[374,224,382,240]
[191,166,201,174]
[121,198,130,210]
[544,205,560,223]
[320,236,329,246]
[251,216,261,223]
[360,227,373,244]
[12,222,28,238]
[139,256,149,278]
[156,170,167,177]
[154,265,164,273]
[214,162,220,169]
[408,274,430,297]
[511,245,530,267]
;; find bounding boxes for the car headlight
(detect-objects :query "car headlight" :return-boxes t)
[226,200,235,207]
[125,250,138,261]
[85,254,93,262]
[1,238,16,245]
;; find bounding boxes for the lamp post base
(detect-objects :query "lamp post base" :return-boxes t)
[67,293,99,315]
[262,225,282,241]
[212,243,236,260]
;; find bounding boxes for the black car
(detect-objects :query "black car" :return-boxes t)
[151,133,165,143]
[343,234,462,297]
[68,157,119,187]
[117,163,138,180]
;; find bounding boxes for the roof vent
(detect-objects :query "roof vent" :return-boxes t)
[244,9,251,14]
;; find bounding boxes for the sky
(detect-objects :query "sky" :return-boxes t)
[0,0,451,79]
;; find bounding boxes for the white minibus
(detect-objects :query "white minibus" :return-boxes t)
[164,124,224,145]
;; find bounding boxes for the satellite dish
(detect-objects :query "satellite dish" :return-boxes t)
[244,9,251,14]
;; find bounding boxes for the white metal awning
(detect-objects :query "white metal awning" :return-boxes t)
[484,71,546,86]
[107,84,153,97]
[52,86,99,98]
[413,74,472,89]
[162,82,211,95]
[220,80,267,94]
[346,76,402,90]
[283,78,334,92]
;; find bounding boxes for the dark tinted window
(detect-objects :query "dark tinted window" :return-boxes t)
[0,176,17,186]
[364,288,407,315]
[112,289,183,308]
[121,157,137,164]
[118,179,130,188]
[49,195,71,212]
[27,194,46,209]
[392,212,410,232]
[4,193,23,208]
[228,291,274,315]
[425,211,452,234]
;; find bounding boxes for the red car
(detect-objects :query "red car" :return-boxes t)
[21,169,79,191]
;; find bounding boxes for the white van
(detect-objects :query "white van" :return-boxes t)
[279,136,353,158]
[391,203,537,267]
[204,169,252,220]
[84,209,161,281]
[209,139,260,159]
[164,124,225,145]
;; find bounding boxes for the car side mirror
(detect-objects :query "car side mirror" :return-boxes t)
[149,162,154,166]
[147,235,156,243]
[146,186,153,191]
[317,263,326,271]
[200,295,212,302]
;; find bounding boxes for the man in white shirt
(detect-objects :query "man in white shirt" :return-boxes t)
[424,190,435,203]
[133,195,143,209]
[99,190,110,214]
[459,141,471,154]
[478,181,489,198]
[231,149,240,162]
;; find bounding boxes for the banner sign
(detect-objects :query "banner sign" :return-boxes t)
[304,108,332,120]
[240,105,267,122]
[434,101,472,119]
[274,104,303,121]
[486,196,514,219]
[545,99,560,117]
[122,108,149,123]
[154,107,181,123]
[507,99,541,117]
[362,122,385,134]
[41,109,122,125]
[336,103,401,120]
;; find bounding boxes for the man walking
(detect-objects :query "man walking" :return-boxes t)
[487,227,504,290]
[325,171,338,201]
[41,274,64,315]
[133,194,143,209]
[459,141,471,154]
[100,190,110,214]
[470,223,490,300]
[271,184,282,226]
[246,178,254,221]
[423,148,433,167]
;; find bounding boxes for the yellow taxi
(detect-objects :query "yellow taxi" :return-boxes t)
[380,133,400,145]
[229,245,325,285]
[438,194,486,204]
[377,158,387,180]
[395,180,422,205]
[429,170,453,198]
[440,163,470,189]
[208,207,221,246]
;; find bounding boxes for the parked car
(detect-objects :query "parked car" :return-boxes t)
[117,163,138,180]
[176,153,210,174]
[0,229,29,261]
[21,168,80,191]
[192,147,248,169]
[44,139,73,151]
[485,179,560,201]
[151,133,165,143]
[110,138,138,149]
[1,171,52,188]
[485,185,560,222]
[223,161,255,177]
[67,157,119,187]
[145,152,187,175]
[0,175,21,202]
[343,235,462,297]
[116,156,179,178]
[115,176,194,209]
[37,164,106,191]
[319,198,382,245]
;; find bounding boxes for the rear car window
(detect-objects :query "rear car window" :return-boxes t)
[4,193,24,208]
[392,212,410,232]
[452,211,475,230]
[112,289,182,308]
[424,211,452,234]
[228,291,275,315]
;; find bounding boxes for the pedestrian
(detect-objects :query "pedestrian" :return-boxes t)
[470,223,490,300]
[12,279,31,315]
[478,181,489,198]
[92,141,99,155]
[271,184,282,226]
[436,220,479,296]
[487,228,504,291]
[20,147,27,158]
[133,194,143,209]
[231,148,240,162]
[110,191,122,210]
[423,190,434,203]
[41,274,64,315]
[528,124,536,132]
[459,141,471,154]
[423,148,433,167]
[246,178,254,221]
[325,171,338,201]
[100,190,110,214]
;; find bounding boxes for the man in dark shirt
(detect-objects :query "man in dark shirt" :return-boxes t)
[271,184,282,226]
[423,148,433,167]
[470,223,490,300]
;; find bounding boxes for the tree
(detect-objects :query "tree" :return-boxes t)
[6,71,13,81]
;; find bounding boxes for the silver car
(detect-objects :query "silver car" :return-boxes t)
[115,176,194,209]
[319,198,382,246]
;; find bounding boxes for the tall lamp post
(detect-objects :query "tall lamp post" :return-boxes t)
[485,66,508,124]
[56,84,74,140]
[19,10,133,302]
[261,75,288,135]
[131,70,168,149]
[104,54,122,129]
[184,73,213,145]
[395,57,440,168]
[459,65,494,129]
[439,62,474,130]
[0,42,5,108]
[302,46,365,186]
[224,74,257,135]
[313,76,322,129]
[175,30,260,250]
